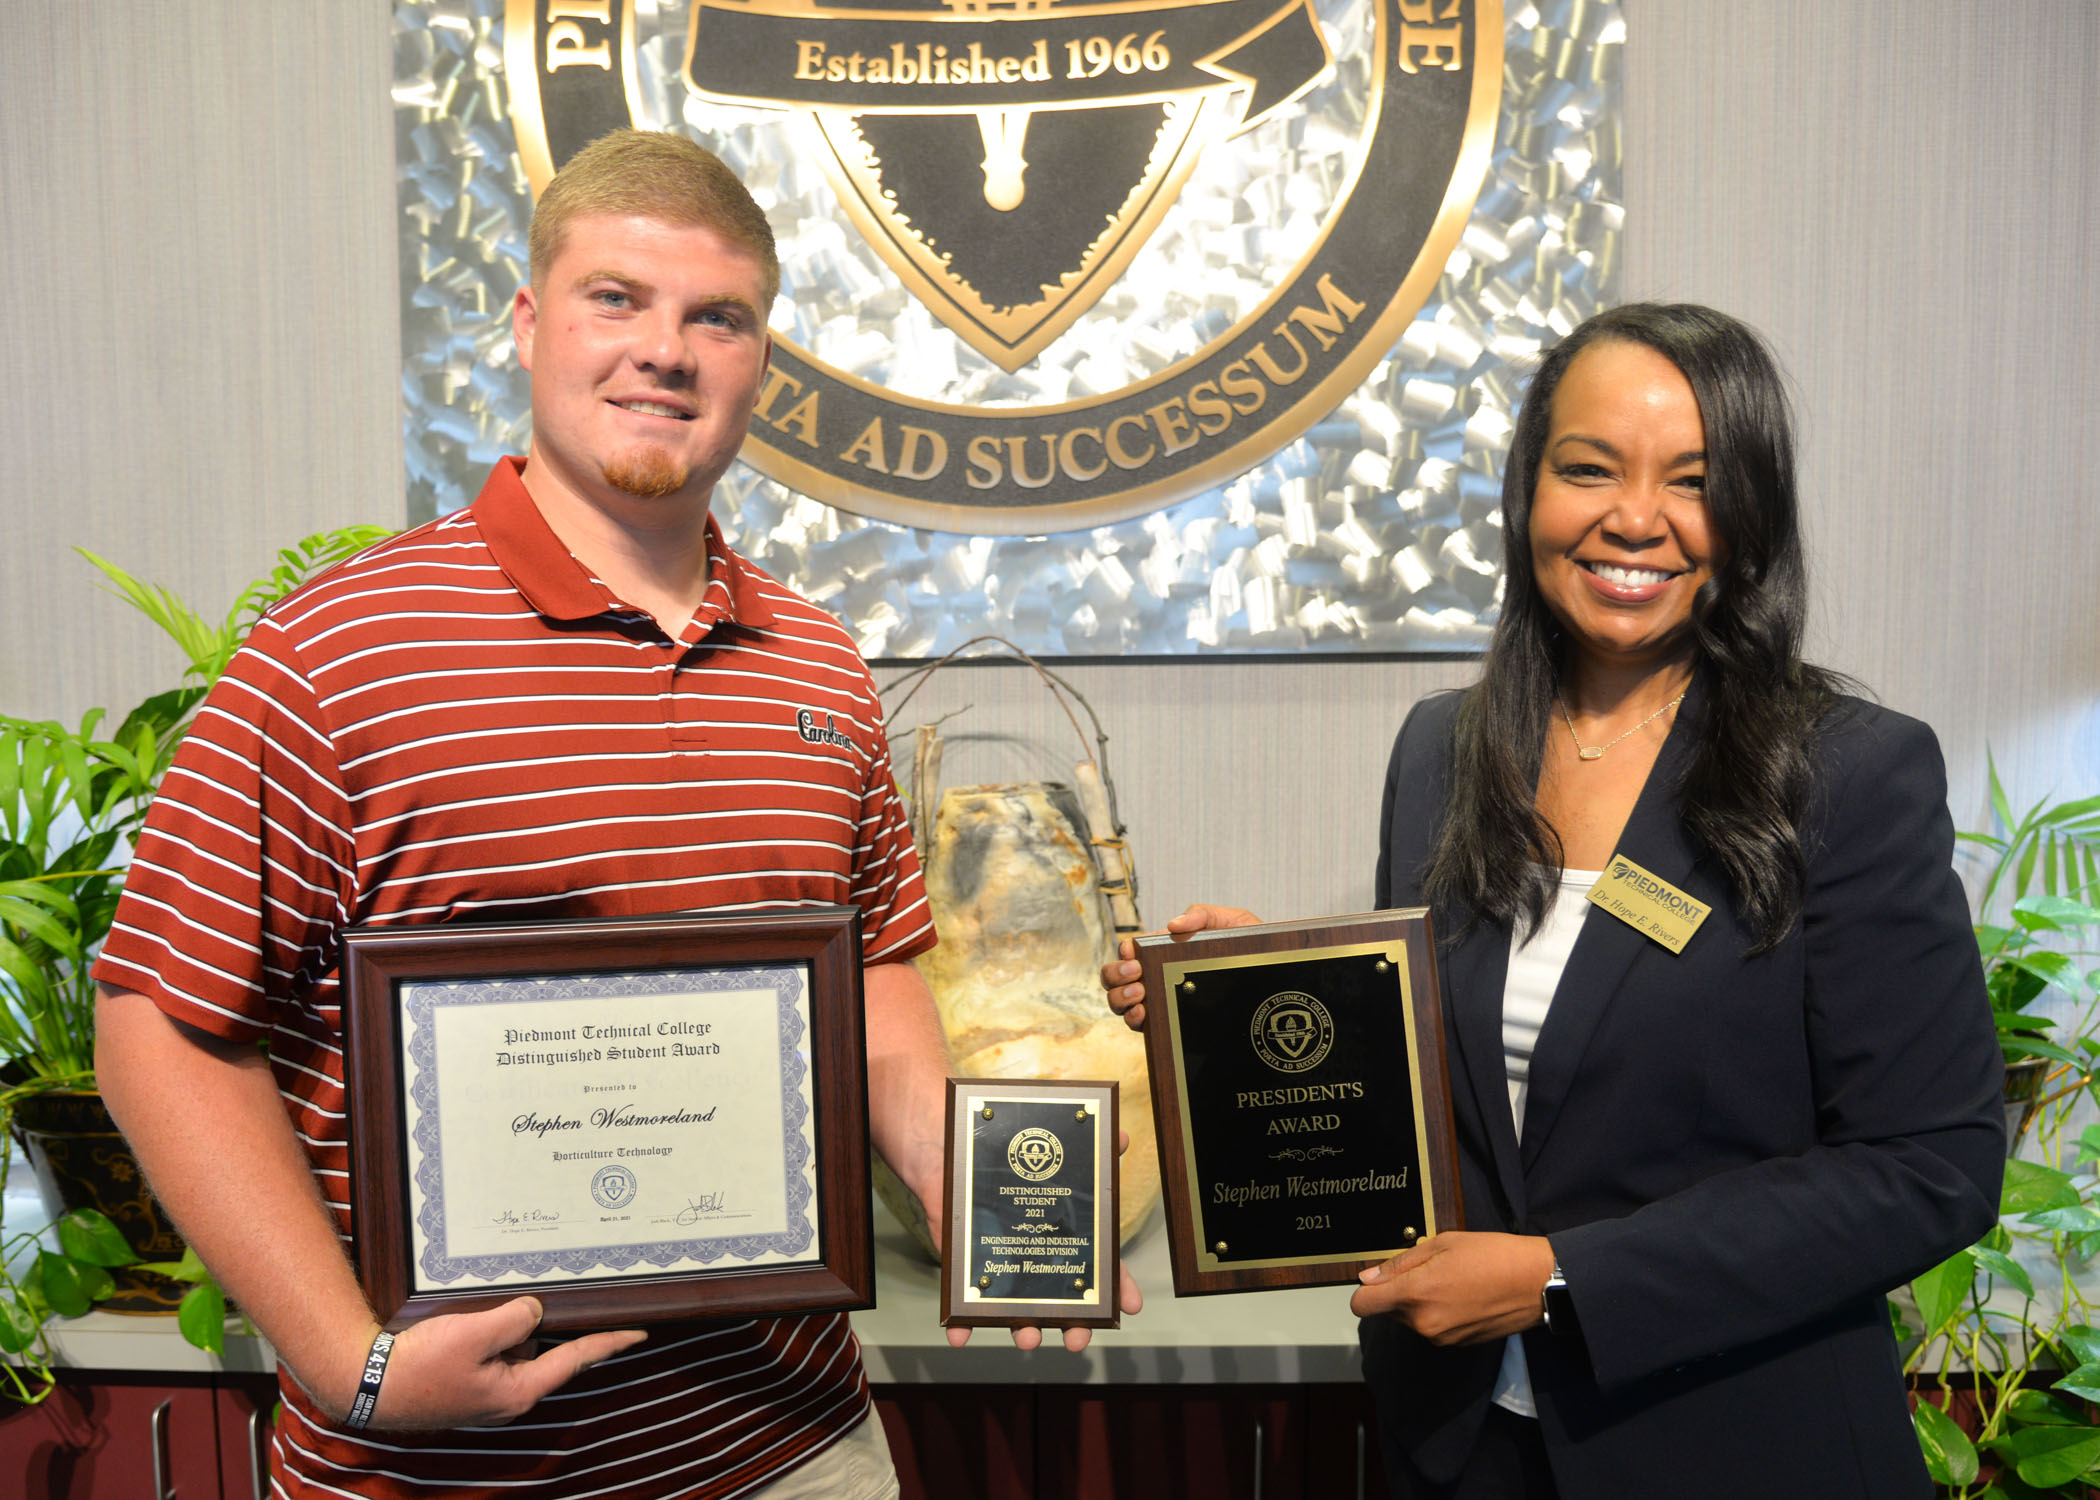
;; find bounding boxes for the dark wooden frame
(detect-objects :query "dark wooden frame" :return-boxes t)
[1135,908,1463,1296]
[939,1077,1121,1331]
[342,907,872,1333]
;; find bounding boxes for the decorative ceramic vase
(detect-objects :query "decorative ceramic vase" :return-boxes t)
[11,1089,187,1312]
[878,782,1161,1260]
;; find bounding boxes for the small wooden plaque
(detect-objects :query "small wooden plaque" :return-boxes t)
[939,1078,1120,1330]
[1135,908,1462,1296]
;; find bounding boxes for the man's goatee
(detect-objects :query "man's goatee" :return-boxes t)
[604,448,688,498]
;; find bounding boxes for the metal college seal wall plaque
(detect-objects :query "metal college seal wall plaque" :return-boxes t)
[397,2,1623,655]
[509,0,1497,534]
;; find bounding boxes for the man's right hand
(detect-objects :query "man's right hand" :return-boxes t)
[1099,903,1263,1030]
[350,1299,647,1430]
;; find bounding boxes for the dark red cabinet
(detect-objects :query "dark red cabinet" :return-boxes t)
[0,1371,278,1500]
[876,1383,1389,1500]
[8,1373,1377,1497]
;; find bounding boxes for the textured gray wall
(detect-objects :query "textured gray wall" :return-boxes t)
[3,1,2094,927]
[0,3,399,727]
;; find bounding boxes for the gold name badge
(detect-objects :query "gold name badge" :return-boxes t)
[1587,856,1711,954]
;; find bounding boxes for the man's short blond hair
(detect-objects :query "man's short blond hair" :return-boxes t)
[528,129,780,306]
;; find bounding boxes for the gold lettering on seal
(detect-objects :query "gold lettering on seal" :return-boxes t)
[1104,415,1154,470]
[821,274,1375,498]
[1247,324,1313,386]
[755,368,822,448]
[894,425,949,481]
[966,434,1004,489]
[841,418,890,473]
[1397,0,1465,72]
[1288,274,1369,353]
[1004,434,1058,489]
[1146,398,1199,456]
[1058,427,1108,482]
[775,392,821,448]
[547,3,613,72]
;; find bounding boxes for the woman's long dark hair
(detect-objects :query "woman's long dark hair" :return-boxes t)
[1423,303,1841,952]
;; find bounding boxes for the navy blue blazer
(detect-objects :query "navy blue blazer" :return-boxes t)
[1364,686,2003,1499]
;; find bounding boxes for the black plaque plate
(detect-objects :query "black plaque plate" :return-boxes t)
[1136,910,1461,1295]
[939,1078,1119,1329]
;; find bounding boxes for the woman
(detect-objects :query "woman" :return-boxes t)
[1104,304,2003,1498]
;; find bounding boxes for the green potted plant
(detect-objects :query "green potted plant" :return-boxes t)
[2,527,389,1402]
[1903,761,2100,1496]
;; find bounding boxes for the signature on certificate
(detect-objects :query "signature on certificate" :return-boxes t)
[675,1192,728,1226]
[492,1207,564,1227]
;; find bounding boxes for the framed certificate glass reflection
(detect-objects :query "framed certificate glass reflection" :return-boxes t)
[342,908,872,1332]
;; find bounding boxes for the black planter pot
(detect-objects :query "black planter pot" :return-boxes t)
[9,1087,188,1313]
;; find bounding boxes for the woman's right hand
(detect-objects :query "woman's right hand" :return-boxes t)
[1100,903,1263,1030]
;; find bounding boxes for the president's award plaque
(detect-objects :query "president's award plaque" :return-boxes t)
[940,1078,1119,1330]
[342,907,873,1333]
[1135,909,1461,1296]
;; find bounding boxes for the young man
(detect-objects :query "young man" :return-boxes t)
[94,130,969,1499]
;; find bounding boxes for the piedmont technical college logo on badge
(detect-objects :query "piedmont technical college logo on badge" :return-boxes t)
[507,0,1502,534]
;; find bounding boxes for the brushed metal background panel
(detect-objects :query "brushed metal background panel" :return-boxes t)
[392,0,1626,659]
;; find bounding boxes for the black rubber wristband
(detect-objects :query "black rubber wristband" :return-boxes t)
[344,1329,396,1430]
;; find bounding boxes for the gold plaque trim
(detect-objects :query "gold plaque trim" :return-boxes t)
[957,1089,1108,1308]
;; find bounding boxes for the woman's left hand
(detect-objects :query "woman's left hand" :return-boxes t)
[1349,1231,1558,1345]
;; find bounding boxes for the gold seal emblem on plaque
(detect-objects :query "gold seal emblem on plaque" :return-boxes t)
[1007,1125,1066,1179]
[1249,990,1333,1073]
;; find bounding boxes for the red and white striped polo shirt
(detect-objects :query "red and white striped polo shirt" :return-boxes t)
[95,458,935,1498]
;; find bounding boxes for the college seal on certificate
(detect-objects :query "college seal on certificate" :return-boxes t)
[590,1164,639,1210]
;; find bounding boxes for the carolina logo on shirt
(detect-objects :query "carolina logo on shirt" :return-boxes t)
[796,709,855,749]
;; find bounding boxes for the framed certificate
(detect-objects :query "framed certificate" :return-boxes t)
[1134,909,1462,1296]
[939,1078,1120,1331]
[342,907,872,1332]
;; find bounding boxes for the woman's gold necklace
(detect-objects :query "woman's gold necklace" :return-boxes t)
[1557,690,1687,761]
